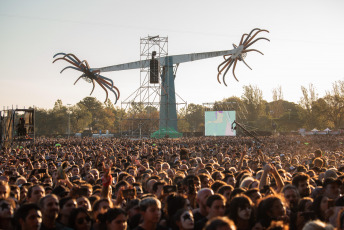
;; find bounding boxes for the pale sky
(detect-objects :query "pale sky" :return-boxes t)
[1,0,343,110]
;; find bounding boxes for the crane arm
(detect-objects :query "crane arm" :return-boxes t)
[94,48,239,73]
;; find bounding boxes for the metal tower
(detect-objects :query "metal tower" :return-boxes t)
[120,36,186,137]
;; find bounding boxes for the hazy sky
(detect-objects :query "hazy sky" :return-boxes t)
[1,0,343,110]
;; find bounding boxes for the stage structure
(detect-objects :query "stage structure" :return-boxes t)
[53,28,269,138]
[0,108,35,149]
[97,41,264,137]
[120,36,187,137]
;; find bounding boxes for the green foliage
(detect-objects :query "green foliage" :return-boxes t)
[34,80,344,135]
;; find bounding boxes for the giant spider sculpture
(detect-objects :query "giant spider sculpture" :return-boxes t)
[53,53,120,104]
[217,28,270,86]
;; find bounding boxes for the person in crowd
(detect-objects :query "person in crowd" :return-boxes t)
[57,197,77,228]
[172,208,194,230]
[134,197,163,230]
[27,185,45,204]
[193,188,213,222]
[194,194,226,230]
[226,195,254,230]
[98,208,128,230]
[13,203,42,230]
[68,207,92,230]
[256,194,288,228]
[39,194,60,230]
[0,198,15,229]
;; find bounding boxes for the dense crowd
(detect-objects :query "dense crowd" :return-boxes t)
[1,135,344,230]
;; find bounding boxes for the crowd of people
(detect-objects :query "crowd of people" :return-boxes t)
[1,135,344,230]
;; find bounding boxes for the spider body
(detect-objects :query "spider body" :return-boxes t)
[217,28,270,86]
[53,53,120,104]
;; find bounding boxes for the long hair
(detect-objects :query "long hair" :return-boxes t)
[226,195,254,228]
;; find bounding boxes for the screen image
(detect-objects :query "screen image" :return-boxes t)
[205,111,236,136]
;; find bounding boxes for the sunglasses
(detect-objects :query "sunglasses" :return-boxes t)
[76,216,91,225]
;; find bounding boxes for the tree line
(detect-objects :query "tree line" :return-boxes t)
[35,80,344,136]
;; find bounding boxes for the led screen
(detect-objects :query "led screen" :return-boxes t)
[205,111,236,136]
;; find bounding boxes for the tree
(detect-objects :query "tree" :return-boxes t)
[299,84,319,129]
[77,97,104,131]
[241,85,265,121]
[271,86,285,118]
[185,104,204,132]
[323,80,344,128]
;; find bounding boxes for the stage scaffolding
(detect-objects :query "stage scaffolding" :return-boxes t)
[120,35,186,137]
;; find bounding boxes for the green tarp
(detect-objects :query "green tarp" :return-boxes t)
[150,127,182,138]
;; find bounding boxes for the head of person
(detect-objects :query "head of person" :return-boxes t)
[139,197,161,224]
[282,184,300,212]
[59,197,77,219]
[323,177,341,200]
[27,185,45,204]
[312,195,331,222]
[0,180,10,199]
[68,207,92,230]
[76,196,92,211]
[0,198,15,219]
[226,195,254,226]
[39,194,59,222]
[13,203,42,230]
[204,216,236,230]
[243,188,262,205]
[173,208,194,230]
[165,193,189,221]
[297,197,313,213]
[196,188,214,211]
[206,194,226,219]
[292,173,310,197]
[92,198,112,221]
[218,185,234,205]
[98,208,127,230]
[256,195,287,228]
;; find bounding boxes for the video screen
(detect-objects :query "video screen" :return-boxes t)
[205,111,236,136]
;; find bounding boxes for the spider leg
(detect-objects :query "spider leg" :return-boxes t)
[53,57,80,68]
[239,34,249,46]
[74,74,85,85]
[222,59,235,86]
[98,79,119,104]
[98,74,114,90]
[245,37,270,49]
[243,29,269,47]
[241,58,252,70]
[90,79,96,96]
[62,54,80,66]
[60,66,83,74]
[242,49,264,55]
[97,77,120,100]
[218,57,231,72]
[95,79,109,103]
[242,28,261,46]
[53,53,68,59]
[217,58,232,84]
[65,53,82,64]
[232,59,239,82]
[81,60,90,69]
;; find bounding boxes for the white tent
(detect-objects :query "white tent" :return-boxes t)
[311,128,319,132]
[324,128,331,132]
